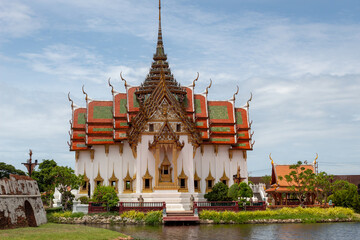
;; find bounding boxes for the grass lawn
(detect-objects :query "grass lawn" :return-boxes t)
[0,223,129,240]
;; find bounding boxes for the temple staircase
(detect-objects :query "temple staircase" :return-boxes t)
[163,211,199,224]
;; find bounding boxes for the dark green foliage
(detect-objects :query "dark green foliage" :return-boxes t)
[204,182,231,201]
[315,171,333,205]
[0,162,25,179]
[144,211,162,225]
[50,166,83,211]
[92,185,119,211]
[238,182,253,199]
[45,207,63,214]
[228,183,240,200]
[77,196,89,204]
[329,180,360,213]
[32,160,57,192]
[261,175,271,185]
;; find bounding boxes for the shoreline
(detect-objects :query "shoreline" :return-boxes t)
[50,215,359,225]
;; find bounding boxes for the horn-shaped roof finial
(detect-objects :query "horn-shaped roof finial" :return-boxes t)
[68,92,74,109]
[192,72,199,87]
[205,79,212,95]
[269,153,274,165]
[246,92,253,108]
[108,77,115,95]
[120,72,128,88]
[314,153,318,164]
[82,85,88,102]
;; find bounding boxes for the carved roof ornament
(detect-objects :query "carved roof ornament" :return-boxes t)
[230,85,239,101]
[129,69,201,149]
[192,72,199,88]
[120,72,129,88]
[149,121,184,149]
[246,92,253,108]
[108,77,118,96]
[205,79,212,95]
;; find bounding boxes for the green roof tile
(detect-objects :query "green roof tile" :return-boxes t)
[93,106,113,119]
[77,113,86,124]
[120,99,127,114]
[236,111,243,125]
[195,99,202,113]
[209,106,229,120]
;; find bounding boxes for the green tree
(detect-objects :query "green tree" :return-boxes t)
[315,171,333,205]
[278,161,316,205]
[228,183,240,201]
[92,185,119,211]
[32,159,57,192]
[32,160,58,207]
[0,162,26,179]
[329,180,360,212]
[238,182,253,199]
[204,182,231,201]
[50,166,83,211]
[261,175,272,187]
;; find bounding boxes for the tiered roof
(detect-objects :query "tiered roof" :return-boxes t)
[265,154,316,193]
[68,0,253,153]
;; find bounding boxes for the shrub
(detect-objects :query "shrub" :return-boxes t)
[77,196,89,204]
[144,211,162,225]
[92,185,119,211]
[228,184,240,201]
[238,182,253,199]
[45,207,63,214]
[199,207,355,223]
[121,210,145,221]
[204,182,231,201]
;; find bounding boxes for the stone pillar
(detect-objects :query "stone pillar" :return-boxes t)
[172,144,178,187]
[155,145,160,188]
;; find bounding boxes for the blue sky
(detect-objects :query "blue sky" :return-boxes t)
[0,0,359,176]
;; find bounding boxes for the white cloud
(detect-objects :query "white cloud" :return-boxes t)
[0,0,41,38]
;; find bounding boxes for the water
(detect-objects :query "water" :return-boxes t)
[90,222,360,240]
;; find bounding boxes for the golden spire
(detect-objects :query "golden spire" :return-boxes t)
[155,0,165,58]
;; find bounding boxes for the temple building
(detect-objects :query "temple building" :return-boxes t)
[68,1,253,210]
[265,154,318,206]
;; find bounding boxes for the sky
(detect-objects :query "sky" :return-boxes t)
[0,0,359,176]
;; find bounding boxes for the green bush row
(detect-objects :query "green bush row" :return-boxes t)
[48,210,162,225]
[121,210,162,225]
[199,207,355,223]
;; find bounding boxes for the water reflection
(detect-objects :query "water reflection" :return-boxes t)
[90,222,360,240]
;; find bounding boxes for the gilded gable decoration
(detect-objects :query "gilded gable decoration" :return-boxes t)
[79,164,89,194]
[194,165,201,193]
[178,161,188,192]
[109,163,119,192]
[123,164,134,193]
[94,164,104,187]
[220,163,229,186]
[205,163,215,193]
[142,160,153,193]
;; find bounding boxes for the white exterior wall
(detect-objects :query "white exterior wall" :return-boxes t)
[74,138,248,208]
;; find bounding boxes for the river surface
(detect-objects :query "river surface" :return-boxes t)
[90,222,360,240]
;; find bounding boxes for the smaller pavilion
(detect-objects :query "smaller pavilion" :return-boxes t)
[265,154,318,206]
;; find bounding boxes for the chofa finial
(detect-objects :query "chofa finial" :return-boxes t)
[82,85,88,101]
[246,92,253,108]
[314,153,318,164]
[205,79,212,95]
[68,92,74,109]
[232,85,239,101]
[108,77,115,95]
[192,72,199,87]
[120,72,128,88]
[269,153,274,165]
